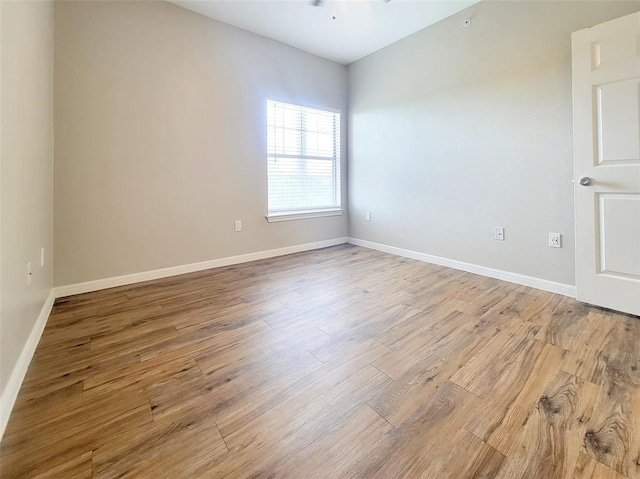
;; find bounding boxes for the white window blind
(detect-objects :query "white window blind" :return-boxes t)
[267,100,341,215]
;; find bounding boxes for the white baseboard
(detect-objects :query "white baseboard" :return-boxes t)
[347,237,576,298]
[0,289,55,441]
[54,237,349,298]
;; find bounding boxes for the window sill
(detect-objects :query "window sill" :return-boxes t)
[266,209,343,222]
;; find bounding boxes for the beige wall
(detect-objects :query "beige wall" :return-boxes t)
[1,0,54,395]
[54,1,348,286]
[348,1,640,286]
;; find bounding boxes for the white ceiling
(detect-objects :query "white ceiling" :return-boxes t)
[168,0,481,64]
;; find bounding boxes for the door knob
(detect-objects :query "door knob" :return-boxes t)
[579,177,592,186]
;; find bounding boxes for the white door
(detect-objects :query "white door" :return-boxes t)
[572,11,640,316]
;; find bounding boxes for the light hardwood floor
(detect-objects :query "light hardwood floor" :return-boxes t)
[1,244,639,479]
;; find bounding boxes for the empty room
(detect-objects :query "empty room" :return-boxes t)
[1,0,639,477]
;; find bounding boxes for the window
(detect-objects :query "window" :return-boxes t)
[266,100,341,221]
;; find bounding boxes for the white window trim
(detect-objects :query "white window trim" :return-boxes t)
[266,99,341,217]
[266,208,343,223]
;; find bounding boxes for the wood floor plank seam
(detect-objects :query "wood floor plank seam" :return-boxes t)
[364,400,399,432]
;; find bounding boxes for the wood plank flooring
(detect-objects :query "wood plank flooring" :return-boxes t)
[1,244,639,479]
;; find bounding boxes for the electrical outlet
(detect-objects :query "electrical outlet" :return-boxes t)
[365,212,371,222]
[494,227,505,241]
[549,233,561,248]
[27,262,32,285]
[234,220,242,232]
[41,248,45,267]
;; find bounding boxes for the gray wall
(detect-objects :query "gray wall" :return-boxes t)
[54,1,348,286]
[1,0,54,395]
[348,1,639,286]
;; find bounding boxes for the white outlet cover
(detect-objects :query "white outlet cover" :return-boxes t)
[549,233,561,248]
